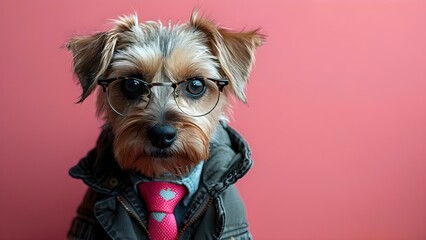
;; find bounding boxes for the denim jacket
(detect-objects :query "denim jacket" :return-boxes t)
[67,122,253,240]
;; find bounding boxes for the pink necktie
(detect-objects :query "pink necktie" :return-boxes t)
[138,182,188,240]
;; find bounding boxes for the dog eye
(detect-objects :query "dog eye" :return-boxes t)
[186,79,206,96]
[121,78,149,99]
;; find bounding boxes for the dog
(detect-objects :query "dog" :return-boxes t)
[67,11,264,240]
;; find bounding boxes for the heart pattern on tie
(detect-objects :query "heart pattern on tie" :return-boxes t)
[151,212,166,222]
[160,188,176,201]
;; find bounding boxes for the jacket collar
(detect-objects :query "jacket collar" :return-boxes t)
[201,122,253,197]
[69,121,253,196]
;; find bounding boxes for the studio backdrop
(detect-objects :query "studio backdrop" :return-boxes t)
[1,0,425,239]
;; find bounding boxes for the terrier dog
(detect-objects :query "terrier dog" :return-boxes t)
[67,11,263,240]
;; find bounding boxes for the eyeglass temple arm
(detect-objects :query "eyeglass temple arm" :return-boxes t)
[209,79,228,92]
[97,79,114,92]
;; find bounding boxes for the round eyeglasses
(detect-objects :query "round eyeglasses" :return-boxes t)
[98,76,229,117]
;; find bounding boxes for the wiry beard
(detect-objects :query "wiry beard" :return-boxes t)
[111,111,210,178]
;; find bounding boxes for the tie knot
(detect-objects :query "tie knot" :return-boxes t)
[138,182,187,213]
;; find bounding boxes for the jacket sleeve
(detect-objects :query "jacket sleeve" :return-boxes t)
[67,188,109,240]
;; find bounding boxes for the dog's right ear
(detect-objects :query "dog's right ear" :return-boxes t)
[67,32,113,103]
[67,14,139,103]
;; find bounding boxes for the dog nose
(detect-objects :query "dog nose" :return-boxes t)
[147,124,177,148]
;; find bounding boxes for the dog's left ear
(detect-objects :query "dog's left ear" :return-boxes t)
[190,12,265,103]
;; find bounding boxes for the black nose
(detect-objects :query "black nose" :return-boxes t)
[147,124,177,148]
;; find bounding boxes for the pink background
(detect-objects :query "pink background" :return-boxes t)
[1,1,426,239]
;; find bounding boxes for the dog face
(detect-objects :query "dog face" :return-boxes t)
[68,12,264,178]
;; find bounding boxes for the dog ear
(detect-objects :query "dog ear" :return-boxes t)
[190,11,265,103]
[67,32,111,102]
[67,14,139,103]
